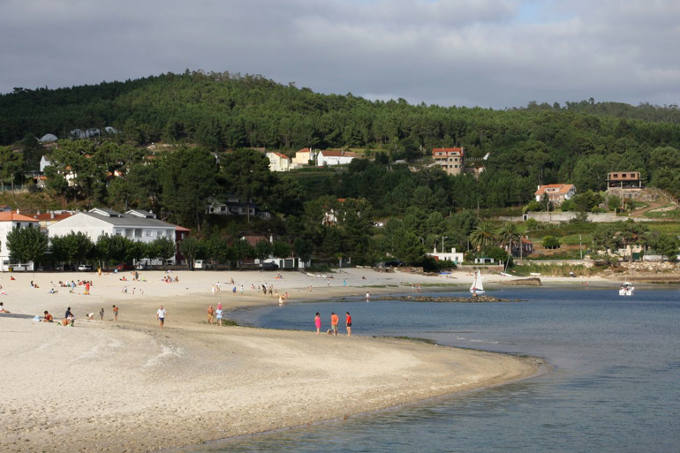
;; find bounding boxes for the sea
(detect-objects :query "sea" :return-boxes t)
[202,288,680,452]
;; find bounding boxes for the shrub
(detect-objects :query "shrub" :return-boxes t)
[543,235,561,249]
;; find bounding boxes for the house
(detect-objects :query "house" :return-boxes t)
[206,199,271,219]
[427,247,464,264]
[317,150,358,166]
[607,172,642,190]
[39,155,52,173]
[534,184,576,206]
[474,257,495,264]
[30,211,74,231]
[38,133,58,144]
[174,225,191,265]
[508,237,533,258]
[266,152,292,172]
[432,147,464,176]
[48,208,178,261]
[0,211,40,271]
[292,148,315,167]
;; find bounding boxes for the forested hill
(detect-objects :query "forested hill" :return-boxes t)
[3,70,680,196]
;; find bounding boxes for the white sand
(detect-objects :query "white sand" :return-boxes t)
[0,268,550,452]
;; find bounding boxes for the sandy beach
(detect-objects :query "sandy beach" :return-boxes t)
[0,267,594,452]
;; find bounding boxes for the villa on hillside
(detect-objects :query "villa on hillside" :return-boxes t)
[607,172,643,191]
[534,184,576,206]
[0,211,40,271]
[292,148,316,167]
[432,147,464,176]
[427,247,464,264]
[317,150,358,166]
[266,152,292,172]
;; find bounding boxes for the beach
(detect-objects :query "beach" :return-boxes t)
[0,268,588,452]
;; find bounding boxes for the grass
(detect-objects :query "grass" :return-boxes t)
[647,223,680,234]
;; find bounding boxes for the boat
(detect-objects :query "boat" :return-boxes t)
[619,281,635,296]
[470,270,485,296]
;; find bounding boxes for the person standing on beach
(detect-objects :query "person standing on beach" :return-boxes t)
[99,307,104,320]
[345,312,352,336]
[156,305,166,328]
[366,291,370,302]
[331,312,339,336]
[314,312,321,334]
[112,305,119,321]
[208,305,214,325]
[216,307,223,326]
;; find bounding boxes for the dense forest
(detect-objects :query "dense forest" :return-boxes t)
[2,70,680,267]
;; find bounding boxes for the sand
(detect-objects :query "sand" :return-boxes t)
[0,268,563,452]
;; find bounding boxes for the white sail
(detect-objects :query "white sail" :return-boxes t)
[470,270,485,294]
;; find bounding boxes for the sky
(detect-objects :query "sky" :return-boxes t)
[1,0,679,108]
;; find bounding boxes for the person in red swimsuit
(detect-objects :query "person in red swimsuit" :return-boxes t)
[345,312,352,336]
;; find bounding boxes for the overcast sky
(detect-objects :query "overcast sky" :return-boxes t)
[1,0,678,108]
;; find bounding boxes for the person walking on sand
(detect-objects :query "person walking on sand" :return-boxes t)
[99,307,104,320]
[331,312,339,336]
[345,312,352,336]
[112,305,119,321]
[314,312,321,334]
[216,307,223,326]
[208,305,214,325]
[156,305,166,328]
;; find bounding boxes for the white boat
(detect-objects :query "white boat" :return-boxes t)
[470,270,485,295]
[619,282,635,296]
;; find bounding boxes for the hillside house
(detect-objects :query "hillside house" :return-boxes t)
[317,150,358,166]
[266,152,292,172]
[432,147,464,176]
[534,184,576,206]
[0,211,40,271]
[292,148,315,167]
[607,172,642,190]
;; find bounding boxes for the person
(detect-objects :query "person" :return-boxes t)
[314,312,321,334]
[43,310,53,322]
[112,305,119,321]
[64,307,75,327]
[366,291,371,302]
[84,282,90,295]
[278,295,283,305]
[208,305,214,325]
[215,307,223,326]
[0,302,9,313]
[99,307,105,320]
[156,305,166,328]
[331,312,339,336]
[345,312,352,336]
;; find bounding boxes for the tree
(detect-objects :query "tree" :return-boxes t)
[159,147,217,228]
[49,232,94,265]
[179,237,201,269]
[470,222,497,251]
[498,222,520,255]
[148,238,176,263]
[219,149,274,222]
[0,146,24,190]
[6,225,48,266]
[255,240,272,260]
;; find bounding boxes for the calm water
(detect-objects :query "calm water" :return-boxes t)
[205,288,680,452]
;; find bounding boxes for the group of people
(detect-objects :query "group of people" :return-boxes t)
[315,311,352,336]
[207,303,224,325]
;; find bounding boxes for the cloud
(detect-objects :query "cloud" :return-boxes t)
[0,0,679,107]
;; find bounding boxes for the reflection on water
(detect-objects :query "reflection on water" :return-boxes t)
[208,288,680,453]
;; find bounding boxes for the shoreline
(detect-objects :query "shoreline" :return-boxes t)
[0,268,649,452]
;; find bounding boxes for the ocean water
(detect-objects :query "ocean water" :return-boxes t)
[206,288,680,452]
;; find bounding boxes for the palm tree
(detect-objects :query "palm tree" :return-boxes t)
[469,221,497,251]
[498,222,521,256]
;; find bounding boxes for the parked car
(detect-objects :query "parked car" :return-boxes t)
[115,263,134,271]
[77,264,93,271]
[261,262,279,270]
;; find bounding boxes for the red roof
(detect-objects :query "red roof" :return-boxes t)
[0,212,39,222]
[432,147,464,156]
[271,152,289,159]
[174,225,191,232]
[535,184,575,196]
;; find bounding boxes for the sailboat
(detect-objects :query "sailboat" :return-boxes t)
[470,270,485,296]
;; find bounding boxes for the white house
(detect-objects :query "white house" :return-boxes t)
[0,211,40,271]
[266,152,291,172]
[39,155,52,173]
[534,184,576,206]
[48,208,176,256]
[317,150,358,166]
[427,247,464,264]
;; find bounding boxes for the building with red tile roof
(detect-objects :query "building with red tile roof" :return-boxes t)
[534,184,576,205]
[0,211,40,271]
